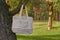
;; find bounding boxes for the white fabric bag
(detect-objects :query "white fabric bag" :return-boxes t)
[12,4,33,34]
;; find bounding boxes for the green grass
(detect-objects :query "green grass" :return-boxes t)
[16,21,60,40]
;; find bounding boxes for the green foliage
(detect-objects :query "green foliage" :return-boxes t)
[6,0,19,11]
[28,11,33,17]
[6,0,60,17]
[54,0,60,12]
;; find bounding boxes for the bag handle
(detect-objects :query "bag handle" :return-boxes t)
[19,4,28,17]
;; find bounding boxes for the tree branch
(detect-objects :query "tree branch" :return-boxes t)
[9,0,29,16]
[9,0,22,16]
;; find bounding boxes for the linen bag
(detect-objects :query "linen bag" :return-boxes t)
[12,4,33,34]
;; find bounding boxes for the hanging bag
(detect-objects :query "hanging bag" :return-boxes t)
[12,4,33,34]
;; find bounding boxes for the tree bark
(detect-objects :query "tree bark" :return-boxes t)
[0,0,28,40]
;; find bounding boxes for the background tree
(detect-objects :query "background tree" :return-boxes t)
[45,0,58,30]
[53,0,60,21]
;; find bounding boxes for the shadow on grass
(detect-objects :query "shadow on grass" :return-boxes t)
[34,24,47,26]
[53,26,60,29]
[17,34,60,40]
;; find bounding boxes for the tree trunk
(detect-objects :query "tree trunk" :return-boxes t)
[0,0,28,40]
[48,2,53,30]
[48,12,53,30]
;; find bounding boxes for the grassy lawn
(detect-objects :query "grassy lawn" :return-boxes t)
[16,21,60,40]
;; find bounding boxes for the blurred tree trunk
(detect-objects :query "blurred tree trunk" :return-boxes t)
[48,2,53,30]
[0,0,28,40]
[55,11,59,21]
[31,0,43,20]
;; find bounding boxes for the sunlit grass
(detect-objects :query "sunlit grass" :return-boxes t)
[17,21,60,40]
